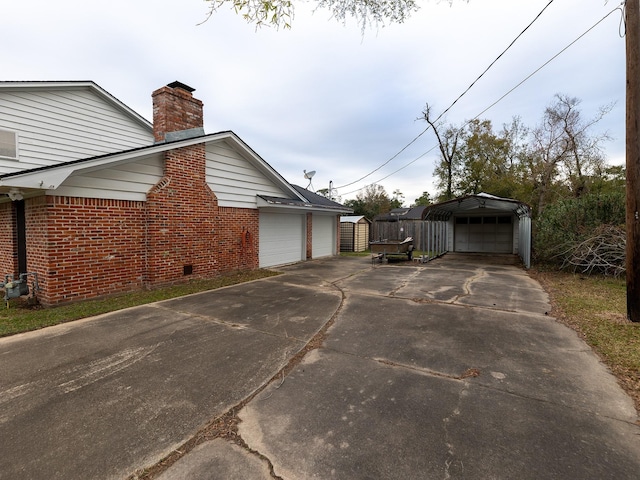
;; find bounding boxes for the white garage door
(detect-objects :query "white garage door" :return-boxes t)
[454,216,513,253]
[259,212,305,267]
[312,215,335,258]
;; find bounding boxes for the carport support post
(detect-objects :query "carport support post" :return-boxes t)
[626,0,640,322]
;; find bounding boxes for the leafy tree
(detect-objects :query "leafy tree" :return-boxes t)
[317,187,342,203]
[344,184,392,219]
[343,197,364,214]
[526,94,611,214]
[412,191,432,206]
[456,119,509,196]
[428,116,528,203]
[497,117,532,202]
[203,0,449,30]
[546,94,612,197]
[390,189,404,208]
[589,165,626,195]
[424,95,612,214]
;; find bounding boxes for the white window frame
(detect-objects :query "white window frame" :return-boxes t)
[0,129,18,160]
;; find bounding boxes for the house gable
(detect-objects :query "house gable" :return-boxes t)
[0,81,154,175]
[206,138,295,209]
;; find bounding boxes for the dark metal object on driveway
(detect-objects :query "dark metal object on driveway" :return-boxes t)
[370,237,414,262]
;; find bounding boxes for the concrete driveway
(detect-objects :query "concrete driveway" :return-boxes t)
[1,254,639,479]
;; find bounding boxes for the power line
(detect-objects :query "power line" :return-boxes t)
[471,4,623,122]
[338,3,622,199]
[341,146,436,196]
[334,0,556,190]
[429,0,556,126]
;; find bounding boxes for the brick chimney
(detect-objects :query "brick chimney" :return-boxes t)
[152,81,204,143]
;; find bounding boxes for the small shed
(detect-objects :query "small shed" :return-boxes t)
[340,215,371,252]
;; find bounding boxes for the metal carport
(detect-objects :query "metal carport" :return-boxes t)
[423,193,532,268]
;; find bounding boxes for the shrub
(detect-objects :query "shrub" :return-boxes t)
[534,192,626,275]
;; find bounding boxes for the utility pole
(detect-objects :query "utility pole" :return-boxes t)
[626,0,640,322]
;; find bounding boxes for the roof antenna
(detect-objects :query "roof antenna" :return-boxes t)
[304,170,316,191]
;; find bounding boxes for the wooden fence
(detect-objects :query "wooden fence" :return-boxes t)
[371,220,449,261]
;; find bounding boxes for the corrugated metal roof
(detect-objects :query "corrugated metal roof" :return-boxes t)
[424,193,531,220]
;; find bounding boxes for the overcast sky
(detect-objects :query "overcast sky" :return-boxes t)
[3,0,626,205]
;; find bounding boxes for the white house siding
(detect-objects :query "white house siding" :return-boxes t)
[0,87,153,174]
[206,141,291,209]
[312,215,335,258]
[259,212,305,267]
[51,155,164,201]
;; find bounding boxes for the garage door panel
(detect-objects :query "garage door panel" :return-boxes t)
[259,213,304,267]
[455,216,513,254]
[494,224,513,253]
[455,224,469,251]
[312,216,335,258]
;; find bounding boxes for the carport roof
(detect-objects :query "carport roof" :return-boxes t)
[424,193,531,221]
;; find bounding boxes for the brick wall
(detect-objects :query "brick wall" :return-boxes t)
[216,206,259,272]
[0,202,16,276]
[306,212,312,259]
[145,144,260,287]
[25,196,146,305]
[24,196,47,297]
[146,144,220,284]
[19,187,259,305]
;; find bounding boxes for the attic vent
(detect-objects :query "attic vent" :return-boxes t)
[0,129,17,159]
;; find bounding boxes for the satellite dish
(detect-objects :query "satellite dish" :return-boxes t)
[303,170,316,191]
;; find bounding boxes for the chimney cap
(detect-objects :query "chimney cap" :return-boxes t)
[167,81,195,93]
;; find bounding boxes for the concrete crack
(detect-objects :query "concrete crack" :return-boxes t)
[451,268,486,304]
[389,268,423,297]
[127,278,349,480]
[374,357,481,382]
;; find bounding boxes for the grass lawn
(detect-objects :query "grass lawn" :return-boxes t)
[0,269,279,338]
[531,268,640,413]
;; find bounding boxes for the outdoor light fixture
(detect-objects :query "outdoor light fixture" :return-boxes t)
[7,188,23,201]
